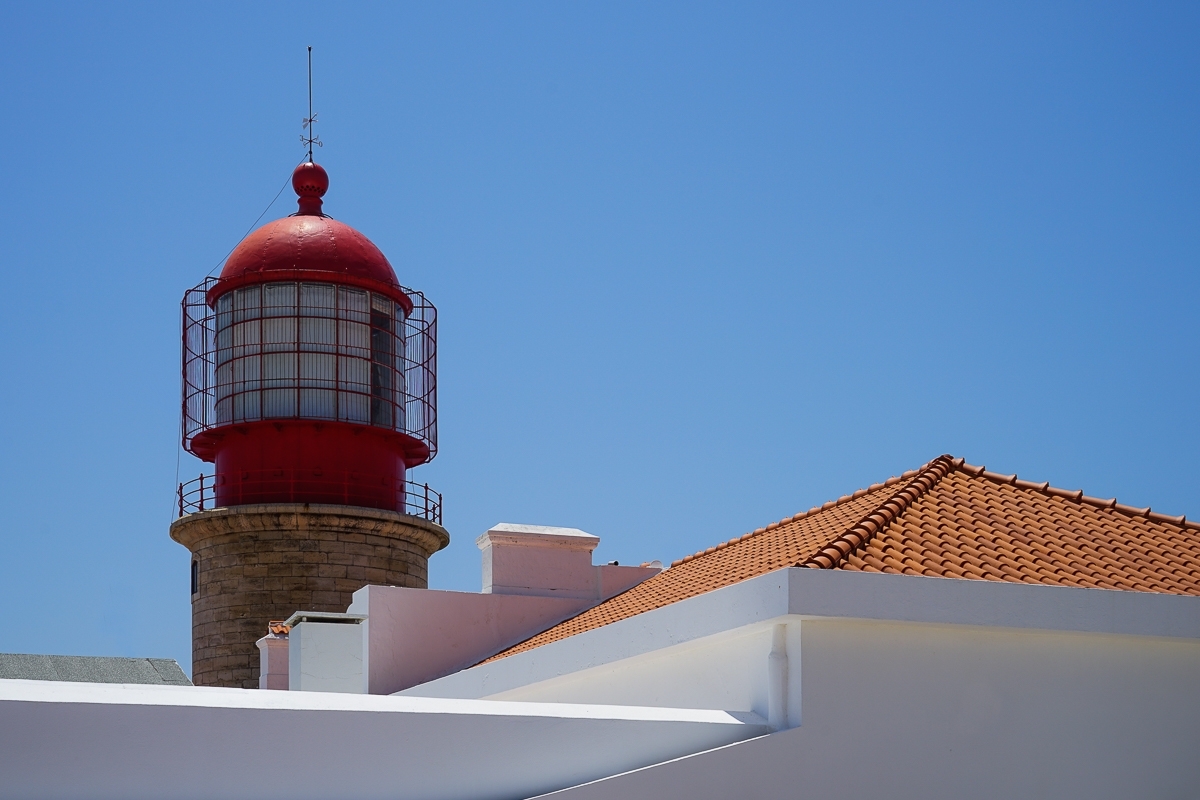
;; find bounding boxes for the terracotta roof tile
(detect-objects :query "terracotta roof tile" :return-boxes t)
[484,455,1200,662]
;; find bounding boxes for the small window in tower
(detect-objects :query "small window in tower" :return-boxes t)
[191,560,199,596]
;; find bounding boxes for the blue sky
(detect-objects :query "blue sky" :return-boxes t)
[0,2,1196,671]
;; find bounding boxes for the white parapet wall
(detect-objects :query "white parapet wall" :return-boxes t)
[404,569,1200,799]
[332,523,661,695]
[286,611,366,693]
[350,585,594,695]
[0,679,769,800]
[534,615,1200,799]
[404,568,800,717]
[406,567,1200,746]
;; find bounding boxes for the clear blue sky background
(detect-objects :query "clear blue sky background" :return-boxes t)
[0,2,1196,672]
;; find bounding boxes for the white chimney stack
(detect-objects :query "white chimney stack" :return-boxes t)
[477,523,660,601]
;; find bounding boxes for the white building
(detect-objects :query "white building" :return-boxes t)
[2,454,1198,798]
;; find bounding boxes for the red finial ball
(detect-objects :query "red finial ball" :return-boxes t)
[293,162,329,215]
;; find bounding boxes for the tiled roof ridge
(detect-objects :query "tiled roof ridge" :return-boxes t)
[959,460,1198,531]
[802,454,958,570]
[667,464,928,569]
[479,454,1200,665]
[663,455,1197,572]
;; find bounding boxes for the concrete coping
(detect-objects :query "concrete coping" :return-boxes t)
[477,523,600,552]
[284,612,367,627]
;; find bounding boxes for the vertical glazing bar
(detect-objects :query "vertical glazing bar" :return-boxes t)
[334,284,339,420]
[262,290,268,422]
[295,303,300,421]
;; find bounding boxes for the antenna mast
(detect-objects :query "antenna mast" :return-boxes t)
[301,46,322,161]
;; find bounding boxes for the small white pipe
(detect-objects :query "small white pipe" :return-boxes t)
[767,623,788,730]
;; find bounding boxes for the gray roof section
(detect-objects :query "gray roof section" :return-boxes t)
[0,653,191,685]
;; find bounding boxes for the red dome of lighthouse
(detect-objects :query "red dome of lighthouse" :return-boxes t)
[214,163,410,310]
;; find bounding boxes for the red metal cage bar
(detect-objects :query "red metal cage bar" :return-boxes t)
[181,277,437,461]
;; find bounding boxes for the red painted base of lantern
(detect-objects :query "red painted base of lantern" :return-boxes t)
[198,420,429,513]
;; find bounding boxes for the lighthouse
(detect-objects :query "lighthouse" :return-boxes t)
[170,162,448,688]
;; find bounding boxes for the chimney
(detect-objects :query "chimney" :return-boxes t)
[477,523,661,601]
[255,621,290,690]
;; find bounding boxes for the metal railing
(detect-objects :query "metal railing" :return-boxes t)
[177,471,442,525]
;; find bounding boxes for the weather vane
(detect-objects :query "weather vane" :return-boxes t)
[301,46,322,161]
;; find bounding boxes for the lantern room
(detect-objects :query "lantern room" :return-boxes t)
[180,162,437,514]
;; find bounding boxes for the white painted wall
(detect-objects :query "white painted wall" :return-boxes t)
[336,523,661,695]
[405,569,797,704]
[481,524,599,598]
[0,679,769,800]
[6,566,1198,798]
[288,616,365,693]
[483,623,800,730]
[349,585,596,695]
[537,617,1200,799]
[407,568,1200,706]
[478,523,659,600]
[401,568,1200,797]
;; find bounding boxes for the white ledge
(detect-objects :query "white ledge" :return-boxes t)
[406,567,1200,701]
[0,679,768,800]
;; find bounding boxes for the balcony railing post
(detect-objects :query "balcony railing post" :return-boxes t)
[178,484,184,517]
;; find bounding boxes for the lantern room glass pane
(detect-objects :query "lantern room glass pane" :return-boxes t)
[299,352,335,385]
[233,286,260,323]
[215,362,233,424]
[339,391,370,423]
[262,317,296,352]
[263,283,296,316]
[339,287,369,323]
[216,294,233,352]
[262,388,295,418]
[338,355,369,389]
[339,320,370,358]
[232,320,260,359]
[300,388,336,418]
[300,283,336,317]
[263,353,296,384]
[210,280,407,431]
[299,317,335,352]
[338,353,370,423]
[230,355,261,423]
